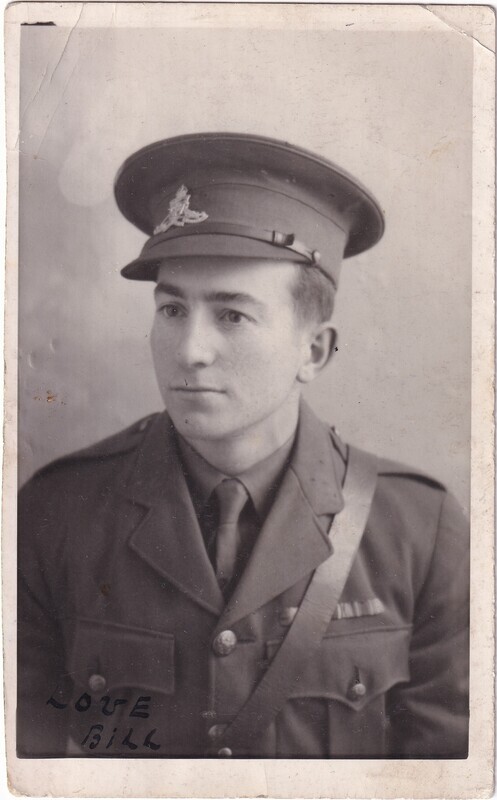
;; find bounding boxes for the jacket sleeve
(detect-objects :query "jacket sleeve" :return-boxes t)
[17,475,71,757]
[387,490,469,757]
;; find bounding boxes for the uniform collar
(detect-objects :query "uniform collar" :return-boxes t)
[289,398,346,516]
[176,430,295,521]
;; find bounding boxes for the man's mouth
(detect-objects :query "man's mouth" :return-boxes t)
[171,385,225,393]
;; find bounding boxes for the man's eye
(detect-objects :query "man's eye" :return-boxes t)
[160,304,183,318]
[221,310,245,324]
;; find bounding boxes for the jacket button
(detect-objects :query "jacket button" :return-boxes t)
[217,747,233,757]
[88,673,106,692]
[207,724,227,741]
[212,630,237,656]
[279,607,298,626]
[350,681,366,699]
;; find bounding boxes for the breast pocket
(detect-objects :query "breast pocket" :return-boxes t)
[266,626,411,757]
[68,618,175,696]
[62,618,176,755]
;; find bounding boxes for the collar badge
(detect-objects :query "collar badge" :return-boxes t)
[153,185,208,235]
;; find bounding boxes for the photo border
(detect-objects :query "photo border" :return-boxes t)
[3,3,495,797]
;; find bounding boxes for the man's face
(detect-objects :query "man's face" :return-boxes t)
[150,257,312,444]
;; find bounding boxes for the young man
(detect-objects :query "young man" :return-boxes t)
[18,133,469,759]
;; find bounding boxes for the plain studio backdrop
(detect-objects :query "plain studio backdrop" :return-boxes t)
[18,12,472,512]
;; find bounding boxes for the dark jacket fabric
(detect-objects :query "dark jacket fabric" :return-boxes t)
[17,403,469,758]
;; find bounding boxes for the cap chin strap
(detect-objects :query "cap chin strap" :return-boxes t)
[142,222,337,288]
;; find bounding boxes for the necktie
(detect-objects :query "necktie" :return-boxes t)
[213,479,249,592]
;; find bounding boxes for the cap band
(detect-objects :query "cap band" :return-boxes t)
[142,222,334,286]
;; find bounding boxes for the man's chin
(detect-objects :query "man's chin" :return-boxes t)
[166,407,235,443]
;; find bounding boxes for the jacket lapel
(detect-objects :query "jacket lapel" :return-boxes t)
[216,402,345,631]
[120,413,224,616]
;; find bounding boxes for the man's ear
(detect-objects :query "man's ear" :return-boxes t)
[297,324,337,384]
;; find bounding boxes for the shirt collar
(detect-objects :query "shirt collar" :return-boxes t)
[175,397,346,521]
[176,428,296,521]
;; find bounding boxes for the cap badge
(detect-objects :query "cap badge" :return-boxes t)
[153,185,208,235]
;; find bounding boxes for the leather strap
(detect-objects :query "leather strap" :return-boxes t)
[215,444,378,752]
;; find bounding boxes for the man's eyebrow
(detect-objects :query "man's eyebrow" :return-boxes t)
[154,282,186,298]
[205,291,264,309]
[155,284,265,310]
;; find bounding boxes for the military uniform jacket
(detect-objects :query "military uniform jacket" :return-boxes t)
[17,403,469,758]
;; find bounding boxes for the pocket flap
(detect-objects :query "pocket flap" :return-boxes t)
[69,618,175,695]
[267,627,411,711]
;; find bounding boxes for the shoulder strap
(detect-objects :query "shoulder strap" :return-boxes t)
[215,445,378,753]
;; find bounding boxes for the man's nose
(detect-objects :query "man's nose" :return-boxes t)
[177,313,217,368]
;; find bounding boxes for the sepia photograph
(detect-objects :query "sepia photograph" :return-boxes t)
[4,2,494,797]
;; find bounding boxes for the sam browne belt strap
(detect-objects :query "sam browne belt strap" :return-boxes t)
[214,444,378,753]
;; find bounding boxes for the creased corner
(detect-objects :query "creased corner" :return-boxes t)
[421,4,495,55]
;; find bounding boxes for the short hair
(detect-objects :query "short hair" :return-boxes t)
[290,264,335,326]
